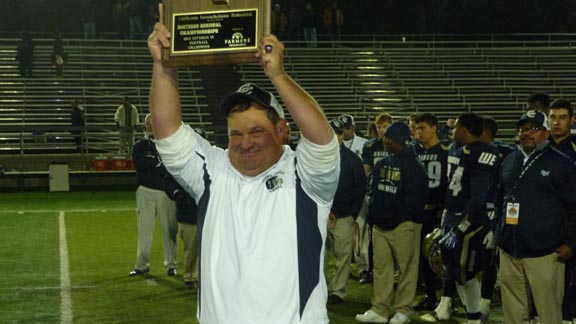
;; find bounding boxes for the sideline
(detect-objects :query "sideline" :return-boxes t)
[60,210,73,324]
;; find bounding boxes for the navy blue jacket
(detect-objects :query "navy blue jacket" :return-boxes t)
[551,135,576,162]
[132,137,172,191]
[368,147,428,230]
[496,143,576,258]
[331,145,366,219]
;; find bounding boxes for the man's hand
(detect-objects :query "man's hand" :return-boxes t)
[147,4,170,63]
[439,229,461,250]
[256,35,285,81]
[556,243,574,261]
[482,230,496,250]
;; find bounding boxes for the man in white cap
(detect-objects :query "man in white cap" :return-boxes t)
[339,114,368,158]
[147,15,340,324]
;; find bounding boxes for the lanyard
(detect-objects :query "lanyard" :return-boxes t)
[512,150,545,193]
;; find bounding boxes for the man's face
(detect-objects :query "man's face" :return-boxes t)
[519,122,549,153]
[452,120,466,145]
[342,126,355,140]
[383,136,401,153]
[376,120,391,139]
[227,104,285,177]
[549,108,572,140]
[415,121,437,144]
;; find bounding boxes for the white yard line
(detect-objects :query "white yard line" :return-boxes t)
[0,208,135,214]
[59,210,73,324]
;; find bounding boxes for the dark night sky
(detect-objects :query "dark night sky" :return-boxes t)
[1,0,574,36]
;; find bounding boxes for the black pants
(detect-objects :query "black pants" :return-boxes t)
[420,209,441,298]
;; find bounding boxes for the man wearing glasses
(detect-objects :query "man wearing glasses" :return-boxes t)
[496,110,576,324]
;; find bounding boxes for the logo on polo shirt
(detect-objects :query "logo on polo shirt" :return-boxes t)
[265,174,284,192]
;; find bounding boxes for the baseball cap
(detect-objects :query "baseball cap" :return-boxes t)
[220,83,285,119]
[329,119,344,134]
[338,114,355,128]
[517,110,550,130]
[384,121,411,145]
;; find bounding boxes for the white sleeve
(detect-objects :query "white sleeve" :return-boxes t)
[155,124,225,201]
[133,106,139,125]
[295,134,340,205]
[114,107,120,122]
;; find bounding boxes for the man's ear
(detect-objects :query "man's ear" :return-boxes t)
[277,119,287,136]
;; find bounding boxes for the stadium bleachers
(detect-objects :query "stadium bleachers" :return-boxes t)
[0,37,208,157]
[239,42,576,140]
[2,35,576,173]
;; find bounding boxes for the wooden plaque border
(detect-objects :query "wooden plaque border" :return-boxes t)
[162,0,270,66]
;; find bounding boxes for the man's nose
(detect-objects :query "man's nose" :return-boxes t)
[241,134,254,149]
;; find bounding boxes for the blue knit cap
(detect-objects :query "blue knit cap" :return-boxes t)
[384,121,410,145]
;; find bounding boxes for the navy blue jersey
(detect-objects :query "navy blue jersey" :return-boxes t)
[551,135,576,162]
[494,141,514,160]
[362,138,390,172]
[413,140,450,207]
[486,141,514,208]
[445,141,500,228]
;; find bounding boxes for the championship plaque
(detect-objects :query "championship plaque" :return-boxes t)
[162,0,271,66]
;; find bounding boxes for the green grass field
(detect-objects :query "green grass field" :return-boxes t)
[0,191,503,323]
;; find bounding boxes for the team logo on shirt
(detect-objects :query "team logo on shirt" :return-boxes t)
[478,152,497,166]
[541,170,550,177]
[265,174,284,192]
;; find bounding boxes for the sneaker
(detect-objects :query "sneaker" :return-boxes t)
[414,296,437,311]
[129,268,149,277]
[327,294,345,304]
[355,309,388,323]
[359,270,373,284]
[419,313,438,322]
[434,297,452,320]
[167,268,177,276]
[390,312,411,324]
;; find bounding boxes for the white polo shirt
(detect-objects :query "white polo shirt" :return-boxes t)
[156,125,340,324]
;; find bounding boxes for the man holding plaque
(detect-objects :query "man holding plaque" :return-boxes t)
[147,17,339,324]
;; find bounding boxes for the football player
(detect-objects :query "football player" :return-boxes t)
[439,112,500,324]
[412,113,451,312]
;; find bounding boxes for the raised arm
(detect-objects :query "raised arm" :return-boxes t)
[257,35,334,145]
[147,4,181,140]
